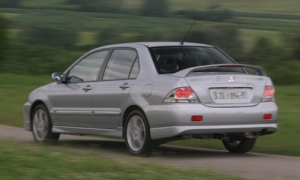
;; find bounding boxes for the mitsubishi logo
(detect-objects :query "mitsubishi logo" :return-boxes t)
[228,76,235,82]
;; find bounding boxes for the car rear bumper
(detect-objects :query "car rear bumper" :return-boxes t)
[144,102,278,140]
[150,124,277,139]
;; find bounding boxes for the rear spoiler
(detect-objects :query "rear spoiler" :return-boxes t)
[172,64,267,78]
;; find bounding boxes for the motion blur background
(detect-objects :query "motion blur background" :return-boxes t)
[0,0,299,156]
[0,0,299,83]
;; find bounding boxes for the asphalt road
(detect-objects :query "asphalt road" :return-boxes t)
[1,125,299,180]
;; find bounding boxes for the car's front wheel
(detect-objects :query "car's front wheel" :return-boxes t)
[32,104,60,143]
[124,110,153,155]
[222,137,256,153]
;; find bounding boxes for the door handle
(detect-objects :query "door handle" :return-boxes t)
[119,83,130,90]
[82,85,92,91]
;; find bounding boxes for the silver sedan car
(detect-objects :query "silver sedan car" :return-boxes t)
[23,42,278,155]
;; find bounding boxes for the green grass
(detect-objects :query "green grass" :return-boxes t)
[257,86,300,155]
[0,140,243,180]
[0,74,50,127]
[0,74,299,156]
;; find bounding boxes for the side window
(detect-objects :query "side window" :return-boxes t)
[68,51,108,83]
[129,58,139,79]
[103,49,138,80]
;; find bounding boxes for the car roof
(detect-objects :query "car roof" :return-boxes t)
[136,42,213,47]
[100,42,213,49]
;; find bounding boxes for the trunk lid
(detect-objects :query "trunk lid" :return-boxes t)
[173,64,269,107]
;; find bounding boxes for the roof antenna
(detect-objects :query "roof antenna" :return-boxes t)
[180,20,196,45]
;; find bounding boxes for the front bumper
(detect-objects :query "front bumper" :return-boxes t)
[144,102,278,140]
[23,102,32,131]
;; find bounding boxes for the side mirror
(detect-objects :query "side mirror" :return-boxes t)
[51,72,63,82]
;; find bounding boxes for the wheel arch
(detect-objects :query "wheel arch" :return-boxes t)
[29,100,47,130]
[122,105,146,138]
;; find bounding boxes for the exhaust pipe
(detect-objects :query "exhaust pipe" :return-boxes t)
[244,132,258,138]
[245,129,269,138]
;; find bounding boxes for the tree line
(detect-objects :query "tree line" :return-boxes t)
[1,0,233,21]
[0,0,299,84]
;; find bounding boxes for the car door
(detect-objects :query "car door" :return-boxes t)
[91,49,140,129]
[50,50,109,128]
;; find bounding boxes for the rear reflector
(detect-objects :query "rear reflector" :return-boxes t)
[263,114,272,120]
[191,115,203,121]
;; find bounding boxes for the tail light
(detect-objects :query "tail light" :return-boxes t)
[163,87,200,103]
[261,86,275,102]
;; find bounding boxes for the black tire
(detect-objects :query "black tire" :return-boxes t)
[124,110,153,155]
[222,137,256,153]
[32,104,60,143]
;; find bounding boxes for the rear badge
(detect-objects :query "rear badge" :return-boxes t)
[228,76,235,83]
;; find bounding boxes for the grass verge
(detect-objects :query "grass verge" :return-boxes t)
[0,74,50,127]
[0,140,243,180]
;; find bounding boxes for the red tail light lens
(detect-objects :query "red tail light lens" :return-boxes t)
[175,88,183,98]
[164,87,200,103]
[183,88,193,98]
[264,86,275,97]
[175,87,193,98]
[262,86,275,102]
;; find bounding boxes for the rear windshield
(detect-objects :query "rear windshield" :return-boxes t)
[150,46,235,74]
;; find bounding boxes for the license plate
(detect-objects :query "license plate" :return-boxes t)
[213,91,247,99]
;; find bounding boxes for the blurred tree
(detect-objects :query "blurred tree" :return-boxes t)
[252,37,273,58]
[186,25,243,61]
[0,1,8,68]
[206,4,234,22]
[2,0,20,8]
[0,16,7,51]
[250,37,280,64]
[97,25,124,46]
[185,30,208,44]
[294,36,300,59]
[66,0,122,13]
[140,0,169,17]
[210,25,243,60]
[249,37,300,85]
[1,43,84,75]
[66,0,80,4]
[283,32,300,60]
[175,5,234,22]
[18,22,77,49]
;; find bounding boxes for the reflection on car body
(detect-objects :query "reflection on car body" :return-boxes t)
[23,42,278,155]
